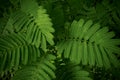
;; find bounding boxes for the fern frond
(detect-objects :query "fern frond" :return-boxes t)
[0,33,41,76]
[10,0,55,51]
[11,54,56,80]
[27,6,55,48]
[56,62,92,80]
[57,19,120,68]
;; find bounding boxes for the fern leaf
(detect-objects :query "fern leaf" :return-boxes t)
[10,50,16,69]
[23,46,28,65]
[9,0,55,51]
[84,23,100,40]
[105,48,119,67]
[77,19,85,37]
[41,34,47,52]
[34,30,42,48]
[77,41,83,64]
[99,45,111,68]
[14,48,20,69]
[26,22,35,43]
[79,20,93,39]
[55,62,92,80]
[88,42,95,66]
[73,40,79,64]
[82,41,88,65]
[0,33,41,76]
[63,40,72,58]
[70,40,77,63]
[70,20,78,37]
[11,54,56,80]
[57,19,120,68]
[42,30,54,45]
[57,40,66,55]
[94,44,103,67]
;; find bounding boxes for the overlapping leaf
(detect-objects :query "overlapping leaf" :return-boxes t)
[56,62,92,80]
[11,54,56,80]
[0,33,41,76]
[57,19,120,68]
[10,0,55,51]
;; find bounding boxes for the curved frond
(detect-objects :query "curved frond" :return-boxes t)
[57,19,120,68]
[10,0,55,51]
[11,54,56,80]
[56,62,92,80]
[0,33,41,75]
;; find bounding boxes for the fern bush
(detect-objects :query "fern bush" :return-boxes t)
[0,0,120,80]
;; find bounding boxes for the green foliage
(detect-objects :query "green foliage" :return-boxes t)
[56,62,92,80]
[0,0,120,80]
[57,19,120,68]
[11,54,56,80]
[0,33,41,76]
[10,0,55,51]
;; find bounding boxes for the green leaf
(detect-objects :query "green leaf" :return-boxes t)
[88,42,95,66]
[11,54,56,80]
[82,41,88,65]
[57,19,120,68]
[64,40,73,59]
[55,63,92,80]
[10,3,55,51]
[0,33,41,75]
